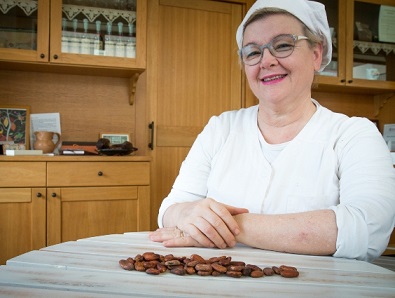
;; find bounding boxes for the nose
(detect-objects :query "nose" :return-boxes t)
[259,48,278,68]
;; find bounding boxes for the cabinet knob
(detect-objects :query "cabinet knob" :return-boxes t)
[36,192,42,198]
[51,193,57,198]
[53,54,59,60]
[40,53,45,59]
[98,171,103,176]
[348,80,353,84]
[340,79,346,83]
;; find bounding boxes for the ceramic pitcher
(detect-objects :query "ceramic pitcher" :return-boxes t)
[33,131,61,153]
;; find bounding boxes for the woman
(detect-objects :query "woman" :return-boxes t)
[149,0,395,261]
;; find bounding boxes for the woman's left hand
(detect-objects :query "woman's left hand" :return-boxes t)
[149,227,203,247]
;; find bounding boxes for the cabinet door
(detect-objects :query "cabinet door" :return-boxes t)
[148,0,243,229]
[316,0,395,91]
[0,188,46,265]
[49,0,146,69]
[0,0,49,63]
[345,0,395,90]
[47,186,150,245]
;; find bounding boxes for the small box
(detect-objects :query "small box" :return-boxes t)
[0,30,37,50]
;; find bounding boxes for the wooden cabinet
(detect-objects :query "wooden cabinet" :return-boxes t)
[0,0,147,103]
[0,156,150,265]
[0,162,47,265]
[0,0,146,69]
[316,0,395,92]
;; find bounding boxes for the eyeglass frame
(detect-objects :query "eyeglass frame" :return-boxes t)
[238,34,310,66]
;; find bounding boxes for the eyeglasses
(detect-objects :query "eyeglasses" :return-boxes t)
[239,34,309,66]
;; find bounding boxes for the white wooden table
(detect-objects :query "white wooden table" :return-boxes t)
[1,232,394,297]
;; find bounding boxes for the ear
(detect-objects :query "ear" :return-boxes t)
[312,43,323,71]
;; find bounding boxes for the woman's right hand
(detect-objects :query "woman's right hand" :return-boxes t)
[153,198,249,249]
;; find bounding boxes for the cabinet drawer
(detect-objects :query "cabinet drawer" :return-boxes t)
[47,162,150,187]
[0,162,46,187]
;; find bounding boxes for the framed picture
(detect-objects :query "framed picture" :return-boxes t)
[0,105,30,150]
[99,133,130,144]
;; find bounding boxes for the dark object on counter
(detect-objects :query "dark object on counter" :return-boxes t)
[96,138,111,150]
[96,138,138,156]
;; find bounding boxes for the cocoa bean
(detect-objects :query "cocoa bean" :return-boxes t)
[218,257,231,266]
[143,261,158,269]
[146,268,160,275]
[229,261,245,267]
[250,270,264,278]
[272,266,281,274]
[209,256,226,263]
[195,263,212,272]
[143,252,160,261]
[242,267,252,276]
[170,267,186,275]
[279,265,298,272]
[279,265,299,278]
[190,254,206,264]
[228,265,244,272]
[186,260,199,267]
[185,266,196,275]
[165,260,181,267]
[226,270,242,278]
[263,267,274,276]
[211,263,227,273]
[134,261,146,272]
[157,263,167,273]
[280,269,299,278]
[119,259,135,271]
[164,254,175,262]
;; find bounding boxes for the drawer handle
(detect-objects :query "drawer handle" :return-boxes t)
[36,192,42,198]
[98,171,103,176]
[51,193,57,198]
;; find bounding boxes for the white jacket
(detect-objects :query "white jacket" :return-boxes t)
[158,100,395,261]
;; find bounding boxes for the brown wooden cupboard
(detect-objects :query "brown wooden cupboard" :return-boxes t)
[0,0,147,103]
[0,156,150,265]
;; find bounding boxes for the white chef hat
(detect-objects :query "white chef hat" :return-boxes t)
[236,0,332,72]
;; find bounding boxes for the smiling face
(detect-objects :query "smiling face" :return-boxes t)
[242,13,323,110]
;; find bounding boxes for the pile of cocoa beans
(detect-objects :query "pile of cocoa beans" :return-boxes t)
[119,252,299,278]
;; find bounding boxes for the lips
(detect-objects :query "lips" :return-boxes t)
[261,74,286,82]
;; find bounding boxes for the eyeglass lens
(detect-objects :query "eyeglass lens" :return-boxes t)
[241,34,298,66]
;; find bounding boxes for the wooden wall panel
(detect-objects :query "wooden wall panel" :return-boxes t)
[0,70,139,146]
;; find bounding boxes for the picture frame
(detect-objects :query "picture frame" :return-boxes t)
[99,133,130,144]
[0,105,30,150]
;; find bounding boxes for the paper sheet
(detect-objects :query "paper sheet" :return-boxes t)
[379,5,395,43]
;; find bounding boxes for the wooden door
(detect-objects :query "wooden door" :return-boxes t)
[0,188,46,265]
[148,0,244,229]
[47,186,150,245]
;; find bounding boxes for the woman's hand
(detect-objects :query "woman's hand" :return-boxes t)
[149,198,249,249]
